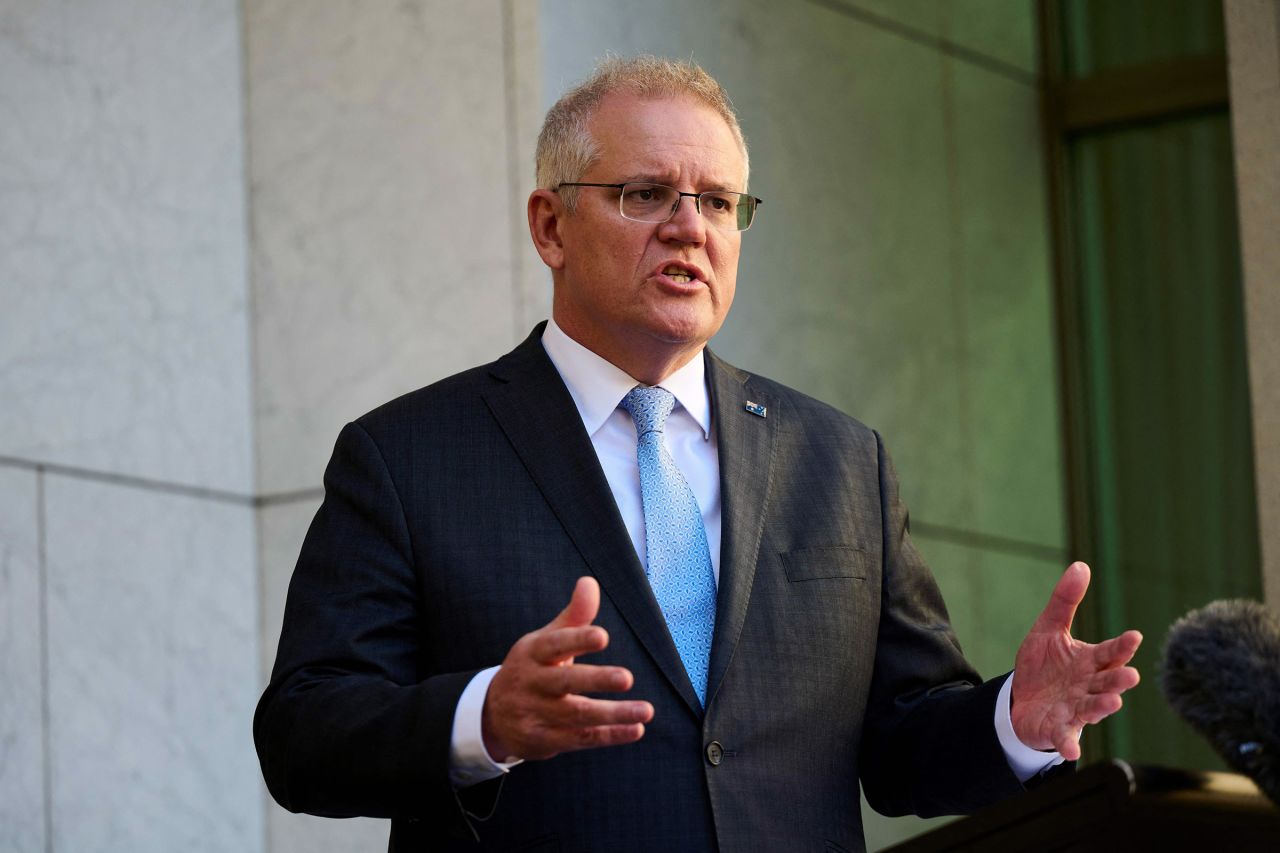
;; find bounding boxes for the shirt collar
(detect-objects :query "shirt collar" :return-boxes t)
[541,317,712,440]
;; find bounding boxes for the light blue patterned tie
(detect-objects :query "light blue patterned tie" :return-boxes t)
[621,385,717,706]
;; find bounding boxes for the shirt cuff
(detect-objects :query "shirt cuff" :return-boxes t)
[995,671,1066,783]
[449,665,524,789]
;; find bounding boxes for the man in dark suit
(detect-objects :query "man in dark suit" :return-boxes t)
[255,57,1142,852]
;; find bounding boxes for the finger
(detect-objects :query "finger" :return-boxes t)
[1076,692,1123,725]
[1091,630,1143,668]
[564,722,647,751]
[1033,562,1090,634]
[528,625,609,664]
[548,576,601,630]
[1054,726,1083,761]
[534,663,634,697]
[554,696,654,729]
[1088,665,1140,696]
[494,720,649,762]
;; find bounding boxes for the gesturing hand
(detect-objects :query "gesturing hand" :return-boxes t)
[1010,562,1143,761]
[481,577,654,763]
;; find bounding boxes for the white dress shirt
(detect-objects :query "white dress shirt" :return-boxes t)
[448,318,1062,787]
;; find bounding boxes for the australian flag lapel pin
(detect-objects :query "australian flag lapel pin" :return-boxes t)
[744,400,767,418]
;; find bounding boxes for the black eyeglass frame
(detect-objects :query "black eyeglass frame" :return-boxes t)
[555,182,763,232]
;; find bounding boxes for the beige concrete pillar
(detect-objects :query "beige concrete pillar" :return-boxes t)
[1225,0,1280,608]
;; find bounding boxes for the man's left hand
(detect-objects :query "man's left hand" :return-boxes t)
[1010,561,1142,760]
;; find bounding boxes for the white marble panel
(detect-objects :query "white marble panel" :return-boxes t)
[44,476,262,853]
[0,1,253,494]
[247,0,525,495]
[540,0,730,98]
[0,467,45,853]
[506,0,555,335]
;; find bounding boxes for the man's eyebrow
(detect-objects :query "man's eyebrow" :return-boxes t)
[619,173,669,185]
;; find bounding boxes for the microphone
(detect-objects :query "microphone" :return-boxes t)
[1161,599,1280,806]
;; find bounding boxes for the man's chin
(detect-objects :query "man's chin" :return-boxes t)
[639,301,727,347]
[642,318,718,350]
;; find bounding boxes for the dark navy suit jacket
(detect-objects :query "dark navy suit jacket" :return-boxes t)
[255,325,1027,852]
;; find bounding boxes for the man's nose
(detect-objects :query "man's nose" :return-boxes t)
[658,195,707,244]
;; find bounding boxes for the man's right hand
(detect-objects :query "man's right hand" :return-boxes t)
[481,576,654,762]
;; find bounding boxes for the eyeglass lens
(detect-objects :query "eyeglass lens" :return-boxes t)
[619,183,755,231]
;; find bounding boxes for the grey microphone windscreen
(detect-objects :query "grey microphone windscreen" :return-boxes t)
[1161,599,1280,805]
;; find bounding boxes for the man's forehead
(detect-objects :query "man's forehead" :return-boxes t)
[590,91,730,136]
[587,92,746,185]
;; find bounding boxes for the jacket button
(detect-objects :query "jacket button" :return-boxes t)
[705,741,724,766]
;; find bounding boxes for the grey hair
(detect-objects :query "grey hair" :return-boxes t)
[535,55,749,210]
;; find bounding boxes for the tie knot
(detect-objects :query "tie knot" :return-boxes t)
[621,385,675,436]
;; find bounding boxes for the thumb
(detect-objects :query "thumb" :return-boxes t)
[550,576,600,629]
[1056,726,1083,762]
[1034,562,1090,634]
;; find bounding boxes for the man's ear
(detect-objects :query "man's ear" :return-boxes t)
[528,189,566,270]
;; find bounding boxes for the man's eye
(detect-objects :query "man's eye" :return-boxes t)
[707,195,734,212]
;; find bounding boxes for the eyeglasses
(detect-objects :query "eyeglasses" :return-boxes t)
[556,182,763,232]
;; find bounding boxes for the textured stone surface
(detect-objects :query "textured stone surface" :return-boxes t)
[0,0,253,494]
[43,476,261,853]
[246,0,531,496]
[506,0,554,335]
[0,467,45,853]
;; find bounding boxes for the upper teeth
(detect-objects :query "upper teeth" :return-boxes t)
[665,267,692,280]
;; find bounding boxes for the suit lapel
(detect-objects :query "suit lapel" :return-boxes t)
[705,350,776,708]
[482,327,703,716]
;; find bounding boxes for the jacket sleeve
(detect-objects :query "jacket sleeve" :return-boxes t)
[858,431,1035,817]
[253,421,483,837]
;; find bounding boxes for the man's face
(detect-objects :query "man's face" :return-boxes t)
[549,93,746,374]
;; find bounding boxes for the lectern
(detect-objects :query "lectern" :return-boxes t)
[881,760,1280,852]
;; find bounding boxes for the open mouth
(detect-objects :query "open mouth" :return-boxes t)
[662,264,698,284]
